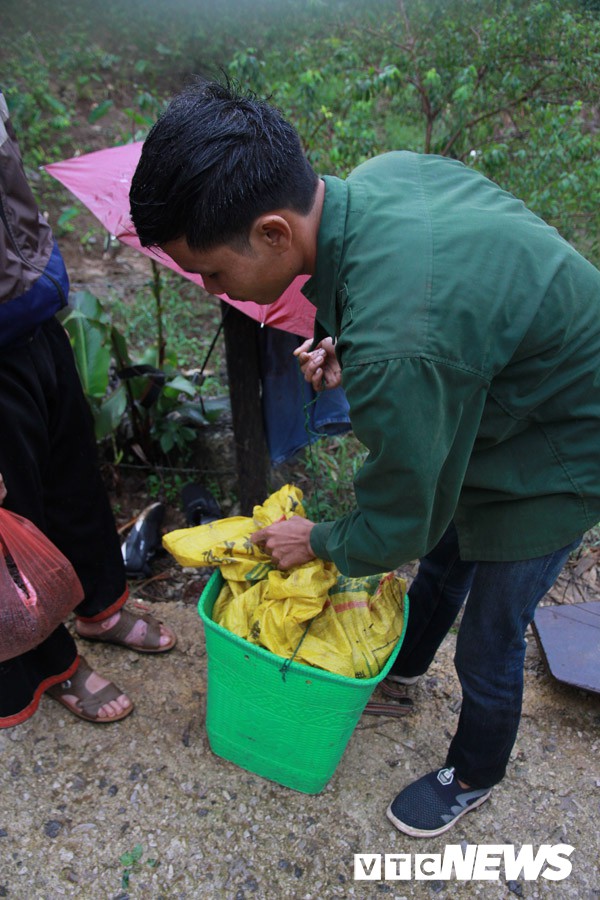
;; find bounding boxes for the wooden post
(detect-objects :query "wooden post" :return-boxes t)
[221,302,269,514]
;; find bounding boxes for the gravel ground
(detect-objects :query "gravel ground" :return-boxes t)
[1,595,598,900]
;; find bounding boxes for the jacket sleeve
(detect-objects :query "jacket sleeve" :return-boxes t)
[309,355,489,575]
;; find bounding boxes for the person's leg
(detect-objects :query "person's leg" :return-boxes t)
[0,630,133,726]
[387,536,581,836]
[0,626,77,726]
[37,318,128,617]
[0,320,127,614]
[390,523,476,679]
[446,537,581,787]
[0,324,131,723]
[29,320,174,649]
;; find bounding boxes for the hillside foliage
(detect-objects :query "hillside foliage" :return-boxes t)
[3,0,599,262]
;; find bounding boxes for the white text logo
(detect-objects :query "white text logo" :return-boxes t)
[354,845,574,881]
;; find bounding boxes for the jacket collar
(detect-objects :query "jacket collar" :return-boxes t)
[301,174,348,341]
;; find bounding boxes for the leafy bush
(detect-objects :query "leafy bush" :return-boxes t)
[60,290,227,464]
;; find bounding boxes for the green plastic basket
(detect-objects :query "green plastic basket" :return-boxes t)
[197,570,409,794]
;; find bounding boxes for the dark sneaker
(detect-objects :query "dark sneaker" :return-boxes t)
[386,767,492,837]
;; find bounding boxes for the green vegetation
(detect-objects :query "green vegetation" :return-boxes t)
[4,0,599,263]
[301,434,367,522]
[3,0,599,506]
[119,844,159,890]
[59,287,227,464]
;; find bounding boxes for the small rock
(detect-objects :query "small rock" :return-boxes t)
[0,829,7,838]
[44,821,62,839]
[507,881,524,897]
[63,867,79,884]
[108,785,118,796]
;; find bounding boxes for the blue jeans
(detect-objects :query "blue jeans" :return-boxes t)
[391,524,581,788]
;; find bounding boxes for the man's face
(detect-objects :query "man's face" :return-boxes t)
[161,233,298,306]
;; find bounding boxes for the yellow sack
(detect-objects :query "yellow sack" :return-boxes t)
[215,559,339,663]
[163,484,303,581]
[290,572,405,679]
[163,485,406,678]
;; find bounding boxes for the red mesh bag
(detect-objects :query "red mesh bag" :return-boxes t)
[0,508,84,662]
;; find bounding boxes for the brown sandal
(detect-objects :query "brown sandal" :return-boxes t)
[363,698,414,718]
[47,657,133,723]
[76,603,177,653]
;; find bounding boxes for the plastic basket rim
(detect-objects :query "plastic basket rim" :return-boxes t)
[197,569,409,688]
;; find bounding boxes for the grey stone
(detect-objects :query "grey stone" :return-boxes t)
[43,821,62,839]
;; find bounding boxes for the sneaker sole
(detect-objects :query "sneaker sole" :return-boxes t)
[385,789,491,838]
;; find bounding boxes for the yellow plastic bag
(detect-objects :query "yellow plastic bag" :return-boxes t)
[163,485,406,678]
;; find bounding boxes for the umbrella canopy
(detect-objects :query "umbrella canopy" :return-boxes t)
[45,143,315,338]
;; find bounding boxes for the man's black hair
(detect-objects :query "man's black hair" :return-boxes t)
[129,80,319,251]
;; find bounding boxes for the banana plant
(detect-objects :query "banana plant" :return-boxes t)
[59,290,224,462]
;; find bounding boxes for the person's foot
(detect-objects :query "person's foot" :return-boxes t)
[47,657,133,723]
[75,603,176,652]
[386,767,492,837]
[386,673,420,685]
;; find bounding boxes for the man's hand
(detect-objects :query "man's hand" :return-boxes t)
[0,473,6,506]
[251,515,317,570]
[294,337,341,392]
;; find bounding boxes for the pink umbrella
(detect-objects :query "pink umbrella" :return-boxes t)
[45,142,315,338]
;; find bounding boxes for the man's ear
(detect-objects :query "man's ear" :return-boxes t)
[251,214,293,252]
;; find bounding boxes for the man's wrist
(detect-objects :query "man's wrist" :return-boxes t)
[309,521,334,560]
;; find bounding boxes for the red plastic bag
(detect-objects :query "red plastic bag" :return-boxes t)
[0,509,84,662]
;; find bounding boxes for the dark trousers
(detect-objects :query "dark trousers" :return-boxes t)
[391,524,580,787]
[0,318,126,723]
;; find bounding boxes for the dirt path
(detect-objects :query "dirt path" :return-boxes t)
[1,553,598,899]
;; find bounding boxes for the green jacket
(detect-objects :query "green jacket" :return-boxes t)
[304,152,600,574]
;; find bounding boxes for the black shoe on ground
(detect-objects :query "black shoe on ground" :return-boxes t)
[181,482,222,526]
[386,766,492,837]
[120,502,165,577]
